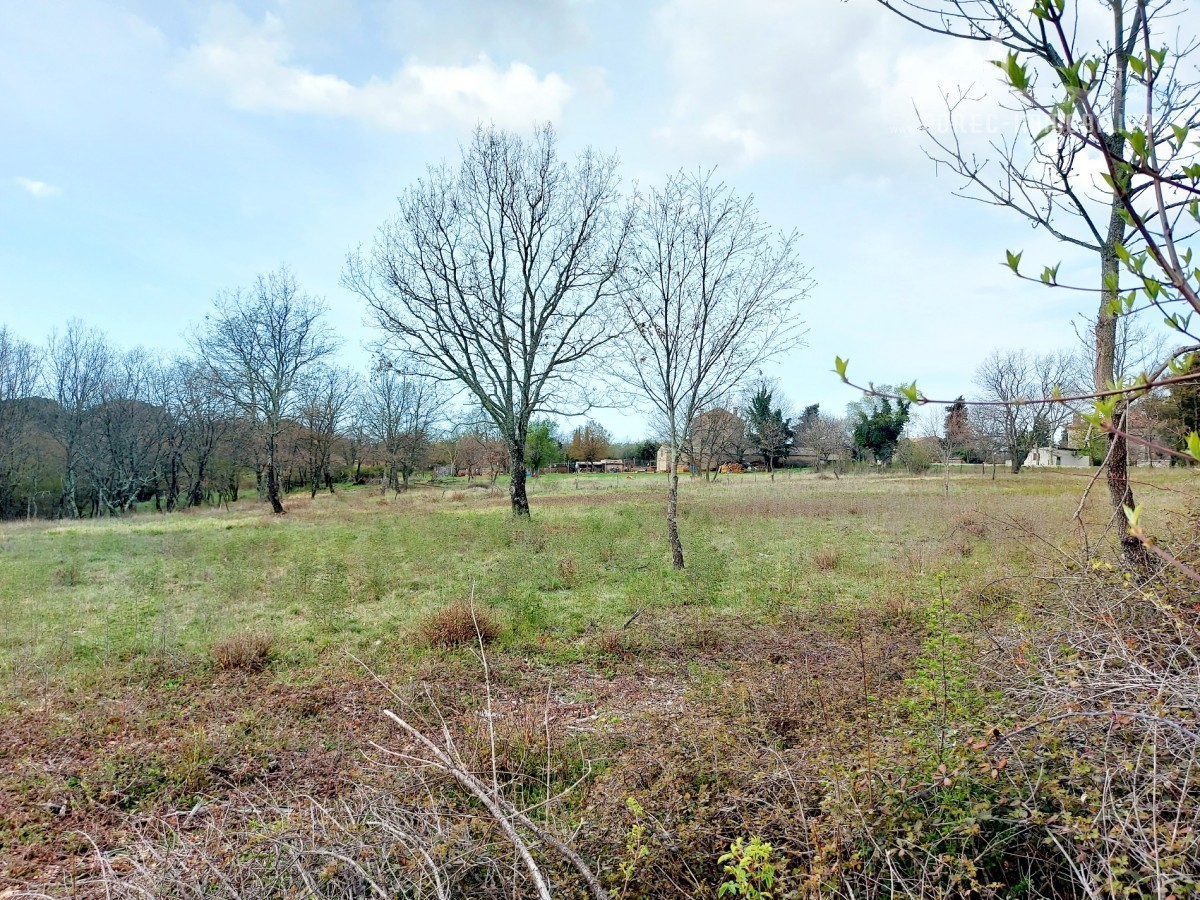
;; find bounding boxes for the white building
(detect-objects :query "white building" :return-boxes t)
[1024,446,1093,468]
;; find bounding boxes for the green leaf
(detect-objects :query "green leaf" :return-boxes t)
[1173,124,1190,148]
[899,382,921,404]
[1186,432,1200,463]
[1123,504,1142,529]
[1128,55,1147,78]
[834,356,849,381]
[1005,249,1023,273]
[999,52,1030,91]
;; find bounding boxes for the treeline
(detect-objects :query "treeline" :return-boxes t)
[0,275,524,521]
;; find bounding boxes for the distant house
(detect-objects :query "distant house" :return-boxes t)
[1024,446,1093,468]
[575,458,627,473]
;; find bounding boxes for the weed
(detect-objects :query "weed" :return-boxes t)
[210,630,274,672]
[813,546,841,571]
[418,600,500,648]
[718,836,779,899]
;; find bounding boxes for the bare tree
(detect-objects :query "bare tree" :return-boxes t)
[45,321,111,518]
[800,412,851,476]
[345,124,631,518]
[975,348,1077,473]
[363,363,448,493]
[82,347,172,515]
[196,268,336,515]
[297,366,357,498]
[872,0,1200,559]
[617,171,810,568]
[687,405,747,479]
[0,326,41,518]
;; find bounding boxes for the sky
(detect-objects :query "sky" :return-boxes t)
[0,0,1164,439]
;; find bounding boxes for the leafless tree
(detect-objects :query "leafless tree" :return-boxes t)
[617,170,810,567]
[345,124,631,518]
[872,0,1200,559]
[800,412,852,476]
[362,363,448,492]
[196,268,336,514]
[687,405,747,480]
[975,348,1077,473]
[0,326,41,518]
[160,357,238,510]
[82,348,172,515]
[297,366,357,498]
[45,321,111,518]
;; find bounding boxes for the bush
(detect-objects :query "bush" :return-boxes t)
[895,438,933,474]
[813,547,841,571]
[210,631,274,672]
[419,601,501,648]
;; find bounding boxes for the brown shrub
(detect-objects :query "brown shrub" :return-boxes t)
[814,546,841,571]
[419,601,501,648]
[948,537,973,558]
[210,631,274,672]
[595,628,628,657]
[557,555,577,586]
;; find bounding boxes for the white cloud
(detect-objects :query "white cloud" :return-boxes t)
[653,0,1012,169]
[15,177,61,198]
[176,7,575,132]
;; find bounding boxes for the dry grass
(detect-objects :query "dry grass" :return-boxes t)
[209,630,274,672]
[419,601,501,648]
[813,546,841,571]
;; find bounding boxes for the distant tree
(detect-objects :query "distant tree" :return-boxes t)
[850,389,910,464]
[743,382,794,479]
[943,397,970,455]
[617,170,810,568]
[567,420,611,465]
[345,124,631,518]
[45,321,111,518]
[0,327,41,518]
[197,267,336,514]
[82,347,172,515]
[689,406,747,477]
[797,403,820,435]
[525,419,562,475]
[974,349,1076,474]
[801,413,851,475]
[297,366,357,497]
[363,363,447,492]
[633,439,661,465]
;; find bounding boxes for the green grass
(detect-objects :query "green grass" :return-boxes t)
[0,467,1174,683]
[2,467,1194,888]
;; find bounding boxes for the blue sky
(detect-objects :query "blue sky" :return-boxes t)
[0,0,1124,438]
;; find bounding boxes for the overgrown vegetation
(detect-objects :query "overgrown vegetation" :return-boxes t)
[2,469,1195,896]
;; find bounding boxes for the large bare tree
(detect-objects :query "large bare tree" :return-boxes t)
[872,0,1200,558]
[618,171,810,568]
[197,268,336,515]
[344,124,631,517]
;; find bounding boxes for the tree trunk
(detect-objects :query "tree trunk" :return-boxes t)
[666,470,684,569]
[509,444,530,517]
[1098,195,1143,564]
[266,438,285,514]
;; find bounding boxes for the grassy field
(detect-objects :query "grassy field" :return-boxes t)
[0,468,1193,894]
